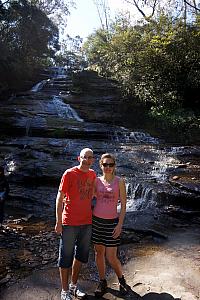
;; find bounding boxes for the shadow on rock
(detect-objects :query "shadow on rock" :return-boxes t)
[87,288,180,300]
[87,286,142,299]
[143,293,181,300]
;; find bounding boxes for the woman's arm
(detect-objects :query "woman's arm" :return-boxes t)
[118,177,127,226]
[112,177,127,239]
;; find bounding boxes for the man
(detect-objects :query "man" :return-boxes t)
[55,148,96,300]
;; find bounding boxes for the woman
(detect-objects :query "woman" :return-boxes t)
[0,166,9,226]
[92,153,128,297]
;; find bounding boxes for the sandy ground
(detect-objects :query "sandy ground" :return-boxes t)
[1,226,200,300]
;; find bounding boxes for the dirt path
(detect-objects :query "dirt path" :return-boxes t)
[1,226,200,300]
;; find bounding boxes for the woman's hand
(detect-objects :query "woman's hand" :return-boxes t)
[112,223,122,239]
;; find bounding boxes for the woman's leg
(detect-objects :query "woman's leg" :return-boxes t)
[94,244,108,297]
[94,244,106,279]
[105,247,123,278]
[106,247,129,294]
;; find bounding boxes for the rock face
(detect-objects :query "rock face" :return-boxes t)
[0,67,200,288]
[0,69,199,218]
[0,70,122,138]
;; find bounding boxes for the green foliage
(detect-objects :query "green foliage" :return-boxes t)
[28,0,74,30]
[150,106,200,129]
[56,35,87,70]
[83,12,200,115]
[0,0,59,94]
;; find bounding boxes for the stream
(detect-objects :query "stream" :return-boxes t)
[0,67,199,290]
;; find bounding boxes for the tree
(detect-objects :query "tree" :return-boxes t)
[28,0,75,33]
[123,0,200,24]
[0,0,59,94]
[56,35,87,70]
[92,0,111,31]
[83,12,200,110]
[124,0,158,21]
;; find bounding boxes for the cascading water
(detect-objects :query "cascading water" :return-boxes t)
[125,183,155,211]
[25,118,32,136]
[47,66,68,79]
[1,65,199,293]
[31,80,48,92]
[129,131,159,144]
[52,95,83,121]
[109,130,189,229]
[4,66,197,229]
[112,127,159,144]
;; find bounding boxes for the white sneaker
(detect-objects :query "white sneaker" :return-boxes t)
[61,290,72,300]
[69,283,87,299]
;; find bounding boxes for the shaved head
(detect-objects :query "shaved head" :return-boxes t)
[80,148,93,157]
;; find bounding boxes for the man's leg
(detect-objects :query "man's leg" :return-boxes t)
[69,225,92,298]
[59,267,71,291]
[77,224,92,255]
[58,226,77,295]
[71,258,82,284]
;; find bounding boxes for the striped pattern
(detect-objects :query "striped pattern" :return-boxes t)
[92,215,121,247]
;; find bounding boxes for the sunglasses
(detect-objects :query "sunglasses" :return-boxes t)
[102,163,115,167]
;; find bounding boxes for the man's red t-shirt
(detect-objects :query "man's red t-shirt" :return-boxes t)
[59,166,96,225]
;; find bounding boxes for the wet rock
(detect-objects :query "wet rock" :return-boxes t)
[0,67,200,292]
[172,176,180,180]
[0,274,11,285]
[176,163,188,168]
[121,231,141,244]
[169,176,200,195]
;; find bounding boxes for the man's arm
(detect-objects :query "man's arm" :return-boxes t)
[55,190,65,235]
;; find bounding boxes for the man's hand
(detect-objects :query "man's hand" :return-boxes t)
[55,190,64,235]
[55,222,62,235]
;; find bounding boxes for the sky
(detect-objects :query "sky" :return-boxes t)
[65,0,138,40]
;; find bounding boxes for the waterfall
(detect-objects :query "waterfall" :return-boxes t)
[49,66,67,79]
[31,80,47,92]
[25,119,32,136]
[150,153,179,182]
[125,182,156,212]
[112,128,129,142]
[150,161,168,182]
[112,127,159,144]
[129,131,159,144]
[52,96,83,122]
[6,159,16,173]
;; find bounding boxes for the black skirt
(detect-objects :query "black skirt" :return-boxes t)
[92,215,121,247]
